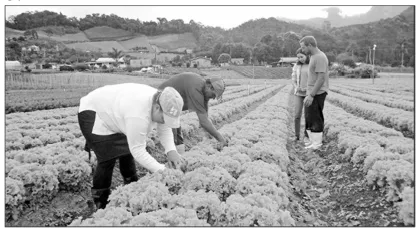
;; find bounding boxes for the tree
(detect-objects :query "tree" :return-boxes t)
[218,53,231,64]
[31,30,39,40]
[107,47,122,61]
[44,28,53,38]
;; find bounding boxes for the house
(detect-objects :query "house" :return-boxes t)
[231,58,244,65]
[6,61,22,70]
[130,59,152,67]
[186,49,193,54]
[278,57,298,66]
[29,45,40,52]
[190,56,212,68]
[96,58,116,68]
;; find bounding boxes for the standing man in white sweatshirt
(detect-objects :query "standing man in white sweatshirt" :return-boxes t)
[78,83,184,209]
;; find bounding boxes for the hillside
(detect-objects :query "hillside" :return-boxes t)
[148,32,198,50]
[329,8,414,66]
[226,17,310,46]
[83,26,135,41]
[280,6,410,29]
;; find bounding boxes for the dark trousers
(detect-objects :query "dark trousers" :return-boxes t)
[172,127,184,145]
[305,92,327,133]
[78,110,138,191]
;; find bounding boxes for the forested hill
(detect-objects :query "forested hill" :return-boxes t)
[278,6,410,29]
[5,7,414,66]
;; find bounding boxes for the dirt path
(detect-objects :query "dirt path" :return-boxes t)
[285,91,406,227]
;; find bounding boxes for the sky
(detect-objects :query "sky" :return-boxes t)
[4,4,375,30]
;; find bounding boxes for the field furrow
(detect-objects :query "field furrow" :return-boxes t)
[326,91,414,138]
[329,86,413,111]
[335,84,413,102]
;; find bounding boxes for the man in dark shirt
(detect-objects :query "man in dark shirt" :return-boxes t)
[158,72,227,153]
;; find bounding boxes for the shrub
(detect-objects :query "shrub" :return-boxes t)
[73,64,89,71]
[342,59,356,68]
[353,64,379,79]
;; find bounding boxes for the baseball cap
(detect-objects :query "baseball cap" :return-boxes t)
[159,87,184,128]
[209,77,225,100]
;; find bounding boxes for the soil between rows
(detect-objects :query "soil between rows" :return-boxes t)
[285,90,407,227]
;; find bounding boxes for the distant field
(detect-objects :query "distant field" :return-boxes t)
[83,26,134,41]
[148,32,197,50]
[119,35,153,51]
[48,32,89,42]
[66,41,126,52]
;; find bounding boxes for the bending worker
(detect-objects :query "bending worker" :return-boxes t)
[78,83,184,210]
[158,72,227,153]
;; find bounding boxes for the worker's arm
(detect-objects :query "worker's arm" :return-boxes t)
[156,123,177,153]
[196,112,224,142]
[125,116,165,173]
[156,123,184,169]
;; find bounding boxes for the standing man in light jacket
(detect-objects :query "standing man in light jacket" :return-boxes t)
[78,83,184,210]
[158,72,227,153]
[299,36,329,150]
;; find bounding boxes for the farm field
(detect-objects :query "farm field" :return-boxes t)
[4,72,414,227]
[5,71,288,114]
[227,66,293,79]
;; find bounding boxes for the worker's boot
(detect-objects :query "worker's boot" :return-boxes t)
[304,130,312,147]
[305,132,323,150]
[91,188,111,210]
[123,174,139,185]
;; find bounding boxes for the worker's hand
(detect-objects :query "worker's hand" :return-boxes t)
[167,150,185,170]
[304,95,314,107]
[217,137,228,151]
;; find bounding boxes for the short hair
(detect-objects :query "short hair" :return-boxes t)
[299,36,317,48]
[295,48,310,65]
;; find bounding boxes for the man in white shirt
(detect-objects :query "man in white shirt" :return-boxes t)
[78,83,184,209]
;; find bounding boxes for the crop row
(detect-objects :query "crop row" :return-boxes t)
[227,66,292,79]
[326,91,414,138]
[323,102,414,225]
[5,85,280,154]
[329,86,413,111]
[335,84,413,102]
[70,86,295,226]
[5,83,252,114]
[5,85,283,221]
[345,83,414,96]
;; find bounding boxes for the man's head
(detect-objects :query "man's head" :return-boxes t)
[152,87,184,128]
[299,36,317,55]
[204,77,225,101]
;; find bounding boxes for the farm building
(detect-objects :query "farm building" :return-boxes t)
[28,45,40,52]
[278,57,298,66]
[190,56,212,67]
[96,58,116,68]
[231,58,245,65]
[6,61,22,70]
[130,59,152,67]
